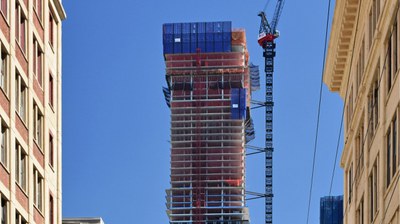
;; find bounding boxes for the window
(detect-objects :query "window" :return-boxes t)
[347,85,354,127]
[357,39,365,93]
[15,142,27,191]
[0,0,7,19]
[49,195,54,224]
[33,0,42,21]
[369,0,381,49]
[369,10,373,49]
[0,46,7,93]
[49,12,55,47]
[49,133,54,167]
[390,211,398,224]
[386,113,397,187]
[369,159,378,222]
[33,168,43,211]
[15,3,26,53]
[15,211,27,224]
[348,164,353,203]
[33,103,43,148]
[33,39,43,86]
[356,119,365,178]
[49,74,54,106]
[387,127,391,186]
[357,198,364,224]
[0,119,8,168]
[368,66,380,145]
[388,22,398,93]
[15,72,27,122]
[0,196,7,224]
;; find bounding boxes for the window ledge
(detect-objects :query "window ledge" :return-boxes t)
[0,86,9,101]
[355,167,364,184]
[16,111,28,129]
[16,182,28,197]
[371,210,380,224]
[33,204,44,216]
[33,139,43,154]
[368,123,380,150]
[386,72,399,106]
[33,9,43,28]
[48,162,55,172]
[48,102,55,113]
[0,10,9,27]
[48,41,55,53]
[34,77,43,91]
[15,40,27,61]
[384,171,400,201]
[0,160,9,174]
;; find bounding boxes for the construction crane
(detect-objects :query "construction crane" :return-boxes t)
[257,1,284,224]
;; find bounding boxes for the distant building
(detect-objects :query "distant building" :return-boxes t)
[62,217,104,224]
[324,0,400,223]
[162,21,253,223]
[320,196,343,224]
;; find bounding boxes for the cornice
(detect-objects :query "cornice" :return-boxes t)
[323,0,359,95]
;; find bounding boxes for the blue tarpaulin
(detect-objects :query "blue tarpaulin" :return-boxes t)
[231,88,246,120]
[163,21,232,54]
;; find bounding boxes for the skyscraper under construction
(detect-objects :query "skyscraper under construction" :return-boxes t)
[162,21,258,223]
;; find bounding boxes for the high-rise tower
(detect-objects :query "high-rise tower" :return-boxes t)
[162,21,254,223]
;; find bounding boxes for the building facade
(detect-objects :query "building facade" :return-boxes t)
[324,0,400,223]
[0,0,65,224]
[162,22,254,223]
[62,218,105,224]
[320,196,343,224]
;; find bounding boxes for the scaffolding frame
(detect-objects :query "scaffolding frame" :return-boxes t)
[164,30,251,224]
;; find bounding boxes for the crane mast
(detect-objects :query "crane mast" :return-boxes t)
[257,1,284,223]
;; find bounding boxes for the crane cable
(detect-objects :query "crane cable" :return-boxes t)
[263,0,271,13]
[305,0,333,223]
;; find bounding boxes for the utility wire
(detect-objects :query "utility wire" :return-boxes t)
[305,0,332,223]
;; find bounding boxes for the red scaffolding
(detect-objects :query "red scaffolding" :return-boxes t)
[165,30,251,224]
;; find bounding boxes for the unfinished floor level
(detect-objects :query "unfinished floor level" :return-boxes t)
[163,22,253,224]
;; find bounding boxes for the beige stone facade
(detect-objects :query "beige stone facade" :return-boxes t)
[324,0,400,223]
[0,0,65,224]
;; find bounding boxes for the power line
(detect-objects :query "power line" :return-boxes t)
[305,0,333,223]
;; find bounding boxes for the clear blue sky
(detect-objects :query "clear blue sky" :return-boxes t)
[62,1,343,223]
